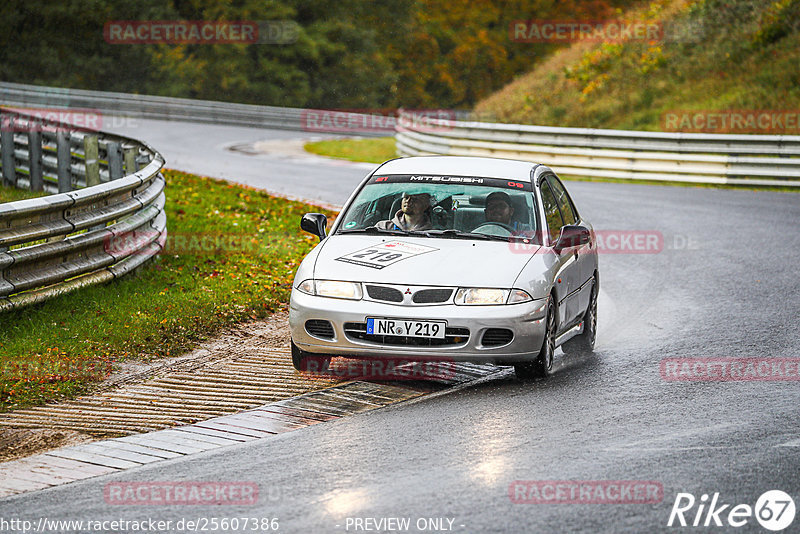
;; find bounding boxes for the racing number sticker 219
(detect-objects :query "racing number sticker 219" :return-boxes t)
[335,241,438,269]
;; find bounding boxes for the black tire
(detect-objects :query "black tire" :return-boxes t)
[562,278,597,355]
[514,297,556,379]
[291,340,331,373]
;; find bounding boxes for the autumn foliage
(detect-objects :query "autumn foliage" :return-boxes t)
[0,0,642,110]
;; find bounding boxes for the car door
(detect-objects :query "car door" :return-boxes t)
[546,174,593,323]
[539,178,582,331]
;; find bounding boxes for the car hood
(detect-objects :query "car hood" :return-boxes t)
[312,235,540,287]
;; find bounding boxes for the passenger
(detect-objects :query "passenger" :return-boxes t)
[375,192,433,231]
[484,191,515,228]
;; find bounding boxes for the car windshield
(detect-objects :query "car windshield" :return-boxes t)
[336,174,540,242]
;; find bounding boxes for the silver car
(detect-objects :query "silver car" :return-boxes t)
[289,156,598,379]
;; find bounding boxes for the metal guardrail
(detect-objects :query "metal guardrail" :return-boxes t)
[6,82,798,186]
[0,81,390,137]
[395,112,800,187]
[0,107,167,312]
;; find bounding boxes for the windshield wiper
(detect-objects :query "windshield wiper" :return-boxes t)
[432,229,539,242]
[403,229,439,238]
[337,227,409,236]
[423,229,495,240]
[337,227,528,243]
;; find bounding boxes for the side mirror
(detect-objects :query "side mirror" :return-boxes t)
[554,225,591,253]
[300,213,327,241]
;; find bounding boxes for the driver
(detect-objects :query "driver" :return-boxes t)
[484,191,515,227]
[376,192,433,231]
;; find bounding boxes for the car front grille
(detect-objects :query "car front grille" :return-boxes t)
[365,284,455,305]
[365,285,404,303]
[305,319,335,340]
[412,288,453,304]
[343,322,469,347]
[481,328,514,347]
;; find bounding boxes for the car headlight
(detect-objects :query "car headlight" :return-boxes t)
[296,279,363,300]
[455,288,506,305]
[454,288,533,305]
[455,287,533,306]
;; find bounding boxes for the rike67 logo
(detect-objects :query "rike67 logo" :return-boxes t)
[668,490,795,531]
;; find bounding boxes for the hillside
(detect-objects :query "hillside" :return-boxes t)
[474,0,800,133]
[0,0,644,111]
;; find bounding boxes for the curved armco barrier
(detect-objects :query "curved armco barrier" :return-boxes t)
[0,108,166,312]
[0,81,388,137]
[395,112,800,187]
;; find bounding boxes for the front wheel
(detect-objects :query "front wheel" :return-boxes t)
[514,298,556,379]
[562,280,597,355]
[291,340,331,373]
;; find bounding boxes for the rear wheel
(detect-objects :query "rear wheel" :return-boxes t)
[514,298,556,379]
[291,340,331,373]
[562,279,597,355]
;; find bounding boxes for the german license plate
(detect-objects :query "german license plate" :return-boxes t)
[366,318,446,338]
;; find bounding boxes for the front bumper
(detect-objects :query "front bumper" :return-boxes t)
[289,288,548,364]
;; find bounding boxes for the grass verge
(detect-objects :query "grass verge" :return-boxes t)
[0,170,336,411]
[475,0,800,132]
[0,185,48,203]
[304,137,397,164]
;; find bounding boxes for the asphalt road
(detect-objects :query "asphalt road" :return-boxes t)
[1,120,799,533]
[106,117,374,205]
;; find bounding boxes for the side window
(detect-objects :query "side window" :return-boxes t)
[539,181,564,243]
[546,175,577,226]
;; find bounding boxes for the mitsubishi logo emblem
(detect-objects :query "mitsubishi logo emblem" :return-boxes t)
[405,288,412,295]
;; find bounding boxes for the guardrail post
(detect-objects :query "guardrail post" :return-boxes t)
[56,130,72,193]
[123,146,137,175]
[107,141,123,180]
[1,114,17,187]
[28,130,43,191]
[83,135,100,186]
[136,154,150,169]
